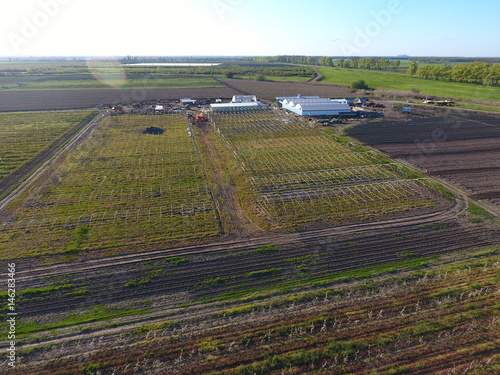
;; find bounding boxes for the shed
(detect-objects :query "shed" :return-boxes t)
[402,107,412,113]
[282,98,351,116]
[180,98,197,105]
[210,102,268,112]
[276,94,320,106]
[232,95,257,103]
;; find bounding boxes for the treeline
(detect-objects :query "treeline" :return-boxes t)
[336,57,400,70]
[410,62,500,85]
[152,65,315,78]
[411,57,500,64]
[254,56,334,66]
[0,65,315,78]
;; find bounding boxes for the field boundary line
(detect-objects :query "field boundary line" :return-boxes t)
[15,196,466,282]
[0,112,105,214]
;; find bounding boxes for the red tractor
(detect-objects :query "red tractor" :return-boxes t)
[195,113,207,122]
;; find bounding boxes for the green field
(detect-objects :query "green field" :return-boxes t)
[1,76,223,90]
[238,75,312,82]
[0,112,91,182]
[210,111,445,228]
[0,114,221,259]
[319,67,500,103]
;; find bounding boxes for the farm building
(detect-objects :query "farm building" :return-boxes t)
[276,94,320,106]
[355,97,369,104]
[232,95,257,103]
[282,97,352,116]
[210,101,268,113]
[180,98,197,105]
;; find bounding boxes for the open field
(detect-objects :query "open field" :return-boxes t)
[4,231,499,374]
[318,67,500,104]
[210,110,449,229]
[0,114,221,260]
[0,87,240,112]
[238,75,312,82]
[0,112,92,185]
[0,75,223,91]
[0,60,499,375]
[216,78,353,101]
[0,112,98,205]
[346,111,500,206]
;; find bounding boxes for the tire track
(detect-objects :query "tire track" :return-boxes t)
[0,112,105,214]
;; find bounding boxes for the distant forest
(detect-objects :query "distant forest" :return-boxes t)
[411,57,500,64]
[409,62,500,85]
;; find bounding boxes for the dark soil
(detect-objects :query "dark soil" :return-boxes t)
[142,126,165,135]
[346,111,500,206]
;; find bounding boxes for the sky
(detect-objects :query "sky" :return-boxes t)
[0,0,499,57]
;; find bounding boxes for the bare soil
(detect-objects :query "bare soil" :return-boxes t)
[217,78,354,101]
[346,110,500,206]
[197,121,263,238]
[0,87,239,112]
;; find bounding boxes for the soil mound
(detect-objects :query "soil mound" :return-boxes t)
[142,127,165,135]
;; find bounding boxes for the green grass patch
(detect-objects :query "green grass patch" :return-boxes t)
[397,250,420,258]
[65,288,90,298]
[0,111,92,188]
[469,203,494,218]
[431,286,463,299]
[132,320,178,335]
[220,302,271,317]
[20,284,74,297]
[204,276,228,286]
[148,269,167,278]
[247,268,284,278]
[5,77,223,91]
[423,181,455,198]
[167,256,190,265]
[318,67,500,104]
[198,337,223,352]
[200,256,438,305]
[124,278,151,287]
[0,114,222,260]
[284,254,319,265]
[237,75,311,82]
[16,305,152,340]
[421,223,449,230]
[467,247,498,258]
[468,218,483,223]
[254,245,279,254]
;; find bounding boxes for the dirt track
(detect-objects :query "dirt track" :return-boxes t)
[0,112,101,209]
[16,192,468,283]
[197,121,263,239]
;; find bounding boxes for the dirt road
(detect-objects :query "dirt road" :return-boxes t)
[197,121,263,239]
[0,112,105,215]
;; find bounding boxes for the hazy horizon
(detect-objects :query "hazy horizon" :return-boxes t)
[1,0,499,58]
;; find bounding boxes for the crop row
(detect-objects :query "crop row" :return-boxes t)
[0,114,221,259]
[210,111,447,227]
[250,164,404,194]
[0,111,91,182]
[14,218,495,318]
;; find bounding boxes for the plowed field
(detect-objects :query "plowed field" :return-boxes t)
[346,112,500,205]
[216,78,353,100]
[0,87,239,111]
